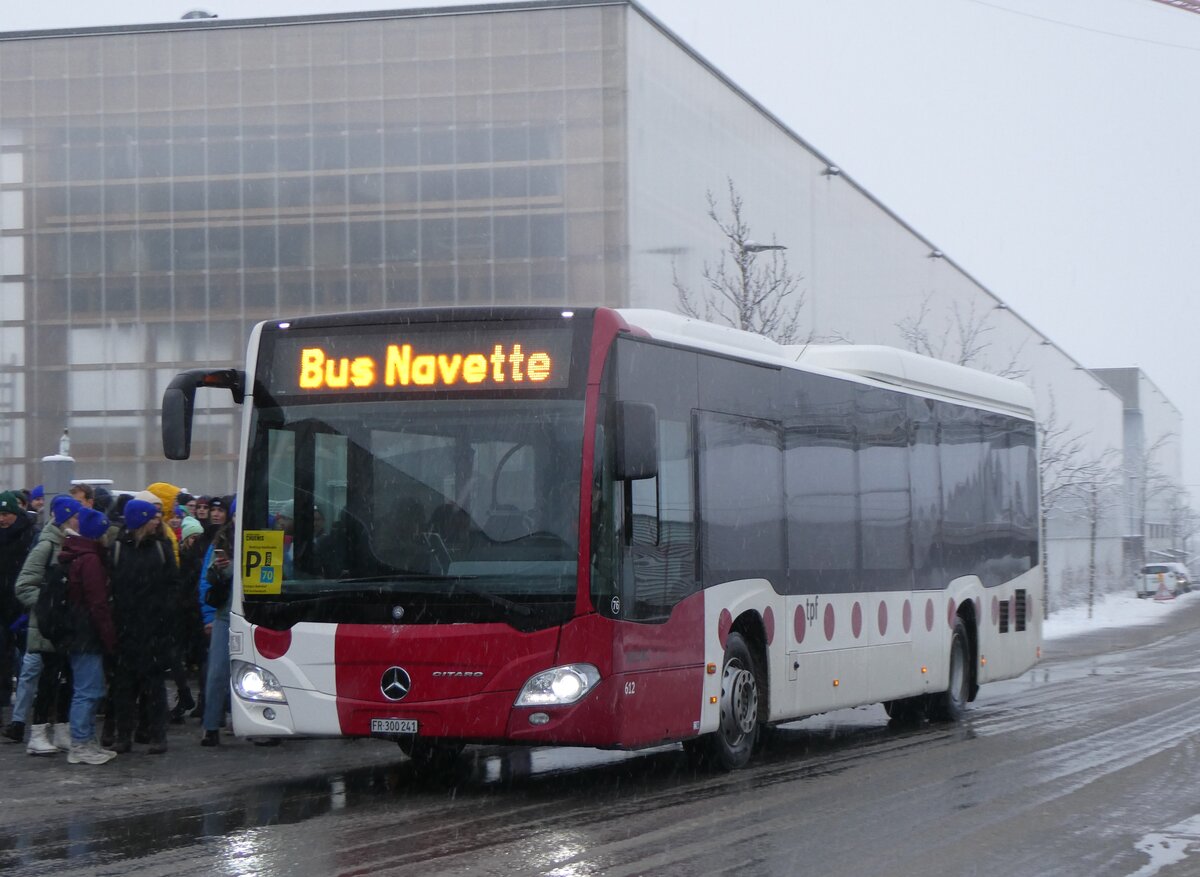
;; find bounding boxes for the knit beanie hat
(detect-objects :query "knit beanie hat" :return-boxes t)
[133,490,161,507]
[180,516,204,541]
[77,507,109,540]
[30,485,44,500]
[0,491,21,514]
[123,499,158,531]
[51,495,83,527]
[146,482,182,511]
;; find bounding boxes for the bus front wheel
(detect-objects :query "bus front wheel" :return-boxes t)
[687,632,760,771]
[398,737,465,769]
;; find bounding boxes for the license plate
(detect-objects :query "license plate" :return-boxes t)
[371,718,418,735]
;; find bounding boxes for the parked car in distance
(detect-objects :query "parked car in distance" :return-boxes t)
[1136,562,1192,598]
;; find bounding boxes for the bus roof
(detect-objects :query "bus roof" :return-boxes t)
[615,309,1035,419]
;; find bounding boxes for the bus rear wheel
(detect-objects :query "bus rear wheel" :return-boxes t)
[927,618,970,722]
[688,632,760,771]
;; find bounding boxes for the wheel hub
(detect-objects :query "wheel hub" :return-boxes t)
[721,662,758,739]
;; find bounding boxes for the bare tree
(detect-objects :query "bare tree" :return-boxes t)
[895,293,1028,379]
[1063,457,1122,619]
[1164,487,1199,562]
[674,178,806,344]
[1038,394,1111,618]
[1125,432,1176,571]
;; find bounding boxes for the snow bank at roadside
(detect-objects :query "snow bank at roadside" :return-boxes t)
[1043,589,1196,640]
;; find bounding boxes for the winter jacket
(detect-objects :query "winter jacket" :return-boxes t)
[60,536,115,655]
[177,536,207,663]
[14,522,69,653]
[109,529,180,672]
[0,512,35,626]
[198,524,234,625]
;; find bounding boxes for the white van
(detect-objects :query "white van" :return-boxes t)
[1137,563,1192,599]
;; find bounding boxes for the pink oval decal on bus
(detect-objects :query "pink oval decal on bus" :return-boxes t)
[254,625,292,660]
[718,609,733,649]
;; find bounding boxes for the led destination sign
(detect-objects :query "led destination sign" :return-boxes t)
[268,324,574,394]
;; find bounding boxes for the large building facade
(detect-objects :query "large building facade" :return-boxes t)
[0,0,1181,605]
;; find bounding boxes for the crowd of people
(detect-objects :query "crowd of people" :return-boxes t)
[0,482,237,765]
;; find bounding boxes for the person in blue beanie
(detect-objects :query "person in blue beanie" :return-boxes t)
[4,495,83,753]
[108,499,180,755]
[61,507,117,765]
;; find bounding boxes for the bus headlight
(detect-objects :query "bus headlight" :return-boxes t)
[232,660,288,704]
[514,664,601,707]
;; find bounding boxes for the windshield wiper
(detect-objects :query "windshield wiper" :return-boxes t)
[248,578,534,617]
[335,573,451,584]
[447,581,534,617]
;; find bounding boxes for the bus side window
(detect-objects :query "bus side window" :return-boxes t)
[628,418,695,618]
[609,337,699,621]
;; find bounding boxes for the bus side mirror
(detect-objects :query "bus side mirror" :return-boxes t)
[614,400,658,481]
[162,368,246,460]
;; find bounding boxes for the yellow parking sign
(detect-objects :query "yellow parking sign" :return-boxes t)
[242,530,285,595]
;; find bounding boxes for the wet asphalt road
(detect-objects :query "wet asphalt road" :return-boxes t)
[5,597,1200,877]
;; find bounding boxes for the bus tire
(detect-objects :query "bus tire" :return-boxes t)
[883,696,925,725]
[692,632,760,771]
[927,617,970,722]
[398,737,465,769]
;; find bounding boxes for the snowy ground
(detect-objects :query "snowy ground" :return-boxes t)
[1043,587,1196,640]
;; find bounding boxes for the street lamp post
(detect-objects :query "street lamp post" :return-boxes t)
[741,241,787,254]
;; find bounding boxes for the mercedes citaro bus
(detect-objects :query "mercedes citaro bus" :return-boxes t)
[162,307,1041,769]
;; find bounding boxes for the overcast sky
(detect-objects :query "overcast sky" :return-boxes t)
[5,0,1200,483]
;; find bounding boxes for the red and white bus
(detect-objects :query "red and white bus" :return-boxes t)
[163,307,1041,769]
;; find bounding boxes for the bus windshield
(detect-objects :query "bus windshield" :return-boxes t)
[242,397,584,630]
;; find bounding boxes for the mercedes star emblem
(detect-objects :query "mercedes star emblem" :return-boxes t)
[380,666,411,701]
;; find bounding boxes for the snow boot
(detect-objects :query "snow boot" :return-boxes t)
[26,724,58,756]
[2,721,25,743]
[52,723,71,752]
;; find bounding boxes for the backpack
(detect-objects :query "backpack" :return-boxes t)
[34,560,74,649]
[111,538,166,568]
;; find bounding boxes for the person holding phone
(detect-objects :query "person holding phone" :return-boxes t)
[199,496,235,747]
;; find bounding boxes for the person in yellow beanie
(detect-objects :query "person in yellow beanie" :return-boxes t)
[143,483,181,564]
